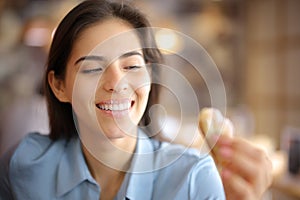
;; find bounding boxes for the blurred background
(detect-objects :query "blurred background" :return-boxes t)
[0,0,299,199]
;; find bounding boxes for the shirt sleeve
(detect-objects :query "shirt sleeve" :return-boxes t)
[189,155,226,200]
[0,144,18,200]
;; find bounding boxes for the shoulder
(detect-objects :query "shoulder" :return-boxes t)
[152,139,209,169]
[11,132,66,167]
[7,133,75,199]
[151,140,225,199]
[7,133,72,181]
[152,139,219,184]
[0,133,68,199]
[137,129,215,171]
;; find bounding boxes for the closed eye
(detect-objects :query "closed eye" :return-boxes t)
[123,65,142,70]
[81,67,103,74]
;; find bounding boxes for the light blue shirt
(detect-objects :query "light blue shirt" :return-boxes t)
[0,130,225,200]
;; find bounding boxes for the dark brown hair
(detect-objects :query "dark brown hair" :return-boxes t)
[44,0,162,140]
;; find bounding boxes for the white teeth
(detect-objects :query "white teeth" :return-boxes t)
[98,101,131,111]
[121,104,126,110]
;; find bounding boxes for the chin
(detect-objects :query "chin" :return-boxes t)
[105,132,126,139]
[101,126,130,140]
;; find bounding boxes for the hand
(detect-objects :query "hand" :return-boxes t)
[198,108,273,200]
[213,135,273,200]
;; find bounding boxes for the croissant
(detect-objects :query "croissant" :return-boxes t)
[198,107,234,147]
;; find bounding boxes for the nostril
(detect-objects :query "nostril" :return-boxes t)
[108,84,128,93]
[116,84,128,92]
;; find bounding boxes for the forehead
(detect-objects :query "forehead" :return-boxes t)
[71,18,142,61]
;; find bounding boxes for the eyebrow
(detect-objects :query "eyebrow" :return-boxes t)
[74,55,104,65]
[119,51,143,59]
[74,51,143,65]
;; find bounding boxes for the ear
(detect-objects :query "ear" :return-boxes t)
[48,71,70,103]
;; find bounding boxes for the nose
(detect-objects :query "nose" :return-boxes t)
[101,62,128,93]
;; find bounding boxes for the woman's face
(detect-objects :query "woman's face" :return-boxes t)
[53,18,151,140]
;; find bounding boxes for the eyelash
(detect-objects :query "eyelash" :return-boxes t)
[81,68,103,74]
[123,65,142,70]
[80,65,142,74]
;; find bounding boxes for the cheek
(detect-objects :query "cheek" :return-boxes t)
[137,85,151,95]
[71,76,99,113]
[136,85,151,106]
[127,69,151,91]
[131,70,151,110]
[130,85,150,124]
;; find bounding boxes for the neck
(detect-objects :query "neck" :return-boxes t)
[82,146,126,200]
[81,131,137,184]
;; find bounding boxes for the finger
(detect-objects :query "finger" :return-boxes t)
[232,137,268,161]
[215,136,273,196]
[202,132,233,165]
[217,145,264,195]
[207,134,232,164]
[227,137,274,189]
[216,135,265,161]
[221,168,256,200]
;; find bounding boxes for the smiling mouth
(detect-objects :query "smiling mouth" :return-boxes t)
[96,99,134,112]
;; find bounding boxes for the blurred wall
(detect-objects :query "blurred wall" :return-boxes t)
[242,0,300,148]
[0,0,79,155]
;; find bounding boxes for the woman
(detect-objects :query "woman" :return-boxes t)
[0,0,272,199]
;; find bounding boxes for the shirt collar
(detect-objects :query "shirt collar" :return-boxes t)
[56,129,156,199]
[125,129,156,200]
[56,137,96,197]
